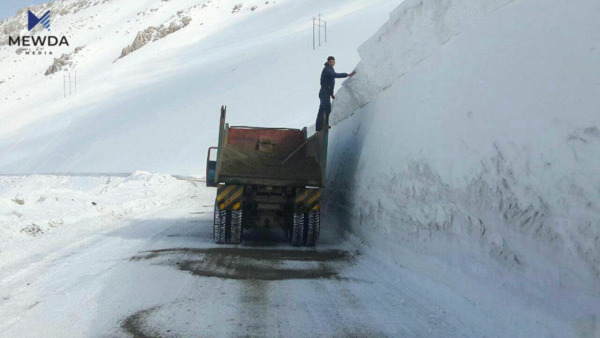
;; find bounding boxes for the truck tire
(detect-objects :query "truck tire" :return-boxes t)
[306,209,320,246]
[213,203,243,245]
[229,209,242,244]
[291,209,320,246]
[291,211,305,246]
[214,204,226,244]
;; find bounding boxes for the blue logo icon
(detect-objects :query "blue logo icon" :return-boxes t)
[28,10,51,31]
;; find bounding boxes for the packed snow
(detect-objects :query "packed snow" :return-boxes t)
[326,0,600,335]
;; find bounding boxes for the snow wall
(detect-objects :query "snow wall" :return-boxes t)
[325,0,600,311]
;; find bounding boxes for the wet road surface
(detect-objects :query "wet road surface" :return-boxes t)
[0,200,477,337]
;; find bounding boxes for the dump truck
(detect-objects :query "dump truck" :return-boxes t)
[206,106,328,246]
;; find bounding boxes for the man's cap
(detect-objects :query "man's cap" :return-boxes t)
[327,56,335,61]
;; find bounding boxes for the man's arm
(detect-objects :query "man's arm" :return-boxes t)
[333,70,357,78]
[325,67,349,79]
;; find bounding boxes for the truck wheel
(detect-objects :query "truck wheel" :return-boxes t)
[214,204,226,244]
[306,209,320,246]
[291,209,320,246]
[214,203,243,244]
[291,211,306,246]
[229,209,242,244]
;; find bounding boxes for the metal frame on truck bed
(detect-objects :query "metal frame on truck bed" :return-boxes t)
[206,106,328,246]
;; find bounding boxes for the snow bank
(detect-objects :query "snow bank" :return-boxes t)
[325,0,600,332]
[0,172,200,254]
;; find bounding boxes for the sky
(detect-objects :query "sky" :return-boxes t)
[0,0,51,20]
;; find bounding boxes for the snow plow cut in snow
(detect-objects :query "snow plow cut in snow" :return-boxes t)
[206,106,328,246]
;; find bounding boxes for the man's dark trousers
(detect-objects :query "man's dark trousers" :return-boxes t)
[316,89,331,131]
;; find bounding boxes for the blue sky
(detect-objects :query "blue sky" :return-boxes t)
[0,0,52,20]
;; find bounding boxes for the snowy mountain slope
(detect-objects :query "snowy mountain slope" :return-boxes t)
[325,0,600,335]
[0,0,401,175]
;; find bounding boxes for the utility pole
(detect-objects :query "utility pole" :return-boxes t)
[312,17,315,50]
[69,71,72,95]
[74,70,77,93]
[63,74,66,98]
[312,15,327,50]
[318,14,321,47]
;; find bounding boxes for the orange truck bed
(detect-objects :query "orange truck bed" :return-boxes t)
[207,107,328,188]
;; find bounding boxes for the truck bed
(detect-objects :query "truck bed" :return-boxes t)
[217,126,326,187]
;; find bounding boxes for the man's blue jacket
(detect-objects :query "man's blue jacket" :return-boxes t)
[320,63,348,96]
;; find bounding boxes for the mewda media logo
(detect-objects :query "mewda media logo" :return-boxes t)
[9,9,70,55]
[28,10,51,31]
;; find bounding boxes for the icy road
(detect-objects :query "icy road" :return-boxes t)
[0,177,498,337]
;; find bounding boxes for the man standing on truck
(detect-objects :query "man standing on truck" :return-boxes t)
[315,56,356,131]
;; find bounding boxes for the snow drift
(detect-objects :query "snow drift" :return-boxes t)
[0,172,202,267]
[325,0,600,332]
